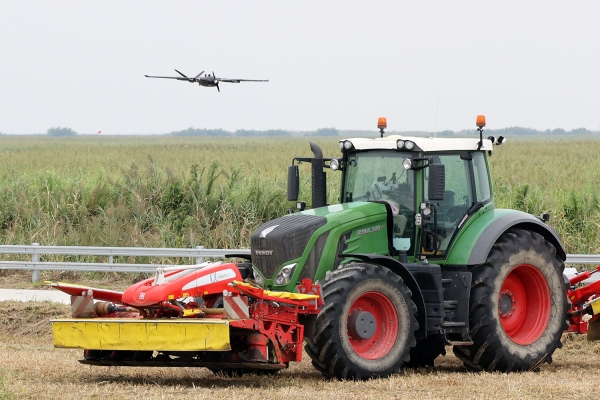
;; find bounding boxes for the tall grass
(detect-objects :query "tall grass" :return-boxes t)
[0,135,598,260]
[0,136,337,254]
[490,139,600,254]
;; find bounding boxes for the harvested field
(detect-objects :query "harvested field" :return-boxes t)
[1,301,600,399]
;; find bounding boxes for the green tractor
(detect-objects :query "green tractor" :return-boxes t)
[249,116,569,379]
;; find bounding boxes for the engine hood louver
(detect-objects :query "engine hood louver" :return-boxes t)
[251,214,327,279]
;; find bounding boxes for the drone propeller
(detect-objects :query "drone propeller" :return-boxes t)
[174,69,188,78]
[212,71,220,91]
[174,69,197,83]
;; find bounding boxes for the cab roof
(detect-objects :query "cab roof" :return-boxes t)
[341,135,494,153]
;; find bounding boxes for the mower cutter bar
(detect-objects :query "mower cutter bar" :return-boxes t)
[51,318,231,351]
[79,359,287,370]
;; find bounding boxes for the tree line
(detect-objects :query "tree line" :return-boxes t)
[39,126,598,137]
[170,127,340,137]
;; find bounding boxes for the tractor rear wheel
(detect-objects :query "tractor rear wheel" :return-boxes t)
[305,263,418,380]
[453,229,569,372]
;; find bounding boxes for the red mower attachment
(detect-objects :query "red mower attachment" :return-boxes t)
[566,265,600,340]
[48,262,323,373]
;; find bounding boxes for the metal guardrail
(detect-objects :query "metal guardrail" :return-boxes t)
[0,243,597,283]
[564,254,600,264]
[0,243,251,282]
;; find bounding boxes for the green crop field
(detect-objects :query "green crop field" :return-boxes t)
[0,134,598,258]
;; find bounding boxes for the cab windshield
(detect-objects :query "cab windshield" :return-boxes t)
[343,151,415,210]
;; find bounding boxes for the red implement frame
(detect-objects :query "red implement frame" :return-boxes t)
[566,266,600,334]
[229,279,323,364]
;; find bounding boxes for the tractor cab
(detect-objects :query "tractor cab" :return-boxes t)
[337,126,496,262]
[286,116,504,265]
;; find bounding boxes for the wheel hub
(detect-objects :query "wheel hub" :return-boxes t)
[348,310,376,339]
[498,290,515,318]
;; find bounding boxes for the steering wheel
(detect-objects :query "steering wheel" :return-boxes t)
[382,189,412,205]
[445,205,469,225]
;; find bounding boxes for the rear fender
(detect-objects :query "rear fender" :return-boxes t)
[446,209,566,266]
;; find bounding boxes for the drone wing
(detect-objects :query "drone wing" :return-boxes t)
[217,78,269,83]
[145,75,191,81]
[145,70,205,82]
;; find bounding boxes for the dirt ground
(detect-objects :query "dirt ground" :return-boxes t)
[1,300,600,399]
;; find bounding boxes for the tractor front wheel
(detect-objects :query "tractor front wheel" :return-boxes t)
[453,229,569,372]
[305,263,418,380]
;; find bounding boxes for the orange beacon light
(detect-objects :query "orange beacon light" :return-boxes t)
[377,117,387,138]
[476,115,486,128]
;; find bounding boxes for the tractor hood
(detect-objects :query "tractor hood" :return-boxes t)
[299,201,388,220]
[251,202,388,280]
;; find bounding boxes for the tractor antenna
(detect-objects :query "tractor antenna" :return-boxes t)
[434,73,441,138]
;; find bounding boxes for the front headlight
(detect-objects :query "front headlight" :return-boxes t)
[330,159,340,171]
[253,268,265,287]
[274,263,297,285]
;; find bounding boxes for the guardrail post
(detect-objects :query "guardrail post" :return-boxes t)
[31,243,40,283]
[196,246,204,265]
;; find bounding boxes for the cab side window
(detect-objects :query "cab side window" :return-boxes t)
[472,152,491,203]
[426,154,472,254]
[428,154,472,216]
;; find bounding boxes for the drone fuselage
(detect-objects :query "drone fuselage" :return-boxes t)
[198,76,217,87]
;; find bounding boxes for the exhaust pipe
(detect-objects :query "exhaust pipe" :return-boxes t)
[310,142,327,208]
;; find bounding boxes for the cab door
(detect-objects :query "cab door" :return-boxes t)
[419,152,490,258]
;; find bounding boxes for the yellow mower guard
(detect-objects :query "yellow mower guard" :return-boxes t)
[50,318,231,351]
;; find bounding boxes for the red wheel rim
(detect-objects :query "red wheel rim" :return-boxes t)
[498,264,551,345]
[347,291,398,359]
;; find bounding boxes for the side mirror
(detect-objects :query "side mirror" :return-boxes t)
[428,163,445,201]
[287,165,299,201]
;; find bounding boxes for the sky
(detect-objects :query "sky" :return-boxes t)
[1,1,599,134]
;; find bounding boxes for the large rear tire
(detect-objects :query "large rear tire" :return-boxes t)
[453,229,569,372]
[305,263,418,380]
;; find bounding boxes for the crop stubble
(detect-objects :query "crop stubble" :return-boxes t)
[1,301,600,399]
